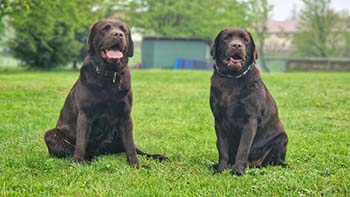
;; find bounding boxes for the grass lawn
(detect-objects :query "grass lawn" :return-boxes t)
[0,69,349,196]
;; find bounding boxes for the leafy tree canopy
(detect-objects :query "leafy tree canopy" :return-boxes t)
[111,0,251,39]
[6,0,103,68]
[293,0,343,57]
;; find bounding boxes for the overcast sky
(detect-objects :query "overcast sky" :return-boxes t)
[268,0,350,20]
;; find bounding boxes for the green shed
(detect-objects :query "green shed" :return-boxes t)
[141,37,211,69]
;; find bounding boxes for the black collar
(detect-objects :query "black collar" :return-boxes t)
[213,62,254,79]
[91,60,128,84]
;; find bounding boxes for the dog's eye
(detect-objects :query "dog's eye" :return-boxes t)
[223,34,232,40]
[119,25,128,33]
[239,33,249,42]
[102,25,111,31]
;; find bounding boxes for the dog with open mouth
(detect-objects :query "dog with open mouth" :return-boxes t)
[44,19,167,165]
[210,28,288,176]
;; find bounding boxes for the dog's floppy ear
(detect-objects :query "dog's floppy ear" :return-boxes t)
[210,30,225,60]
[87,21,99,55]
[245,30,258,61]
[127,27,134,57]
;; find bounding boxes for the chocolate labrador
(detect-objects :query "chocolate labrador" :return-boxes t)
[44,19,166,165]
[210,28,288,176]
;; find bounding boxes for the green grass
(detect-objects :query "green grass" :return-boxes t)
[0,70,349,196]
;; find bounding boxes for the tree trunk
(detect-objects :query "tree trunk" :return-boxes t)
[73,60,78,70]
[258,33,270,73]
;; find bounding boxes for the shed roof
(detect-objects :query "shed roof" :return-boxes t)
[143,37,211,44]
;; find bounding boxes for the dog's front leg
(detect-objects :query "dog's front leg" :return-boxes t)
[73,112,91,163]
[213,121,229,173]
[119,117,139,167]
[232,118,257,176]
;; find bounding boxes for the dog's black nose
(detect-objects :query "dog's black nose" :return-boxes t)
[113,31,124,38]
[232,43,242,49]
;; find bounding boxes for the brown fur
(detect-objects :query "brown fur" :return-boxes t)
[44,19,167,165]
[209,28,288,176]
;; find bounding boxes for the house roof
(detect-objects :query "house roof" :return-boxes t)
[267,20,298,33]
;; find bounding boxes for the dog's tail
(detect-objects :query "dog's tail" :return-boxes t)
[136,148,168,161]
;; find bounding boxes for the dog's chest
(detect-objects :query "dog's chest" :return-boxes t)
[211,85,240,114]
[211,78,240,104]
[88,85,131,118]
[210,77,262,123]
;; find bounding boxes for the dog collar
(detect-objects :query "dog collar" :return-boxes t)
[91,60,128,84]
[213,62,253,79]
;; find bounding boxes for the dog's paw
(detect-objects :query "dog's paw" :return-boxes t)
[128,157,140,168]
[231,166,245,176]
[277,160,289,168]
[72,156,85,164]
[210,163,226,173]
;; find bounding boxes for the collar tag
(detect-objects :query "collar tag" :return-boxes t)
[113,72,117,83]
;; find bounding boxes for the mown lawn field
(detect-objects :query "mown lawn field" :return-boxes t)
[0,69,349,196]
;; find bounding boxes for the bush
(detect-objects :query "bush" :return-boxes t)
[7,0,101,68]
[9,22,80,68]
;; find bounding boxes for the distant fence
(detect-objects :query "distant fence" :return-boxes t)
[172,57,350,72]
[265,57,350,72]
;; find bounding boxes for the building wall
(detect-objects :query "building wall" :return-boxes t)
[142,39,210,69]
[142,40,155,68]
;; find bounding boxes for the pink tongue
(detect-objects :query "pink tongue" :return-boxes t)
[230,57,241,63]
[106,50,123,59]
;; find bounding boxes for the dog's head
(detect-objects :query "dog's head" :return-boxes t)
[210,28,258,72]
[87,19,134,64]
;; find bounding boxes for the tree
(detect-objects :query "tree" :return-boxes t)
[0,17,4,40]
[7,0,103,68]
[293,0,342,57]
[247,0,272,72]
[0,0,10,19]
[120,0,250,39]
[0,0,34,42]
[341,14,350,57]
[0,0,10,38]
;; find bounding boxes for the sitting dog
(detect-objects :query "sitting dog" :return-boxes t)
[44,19,166,165]
[209,28,288,176]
